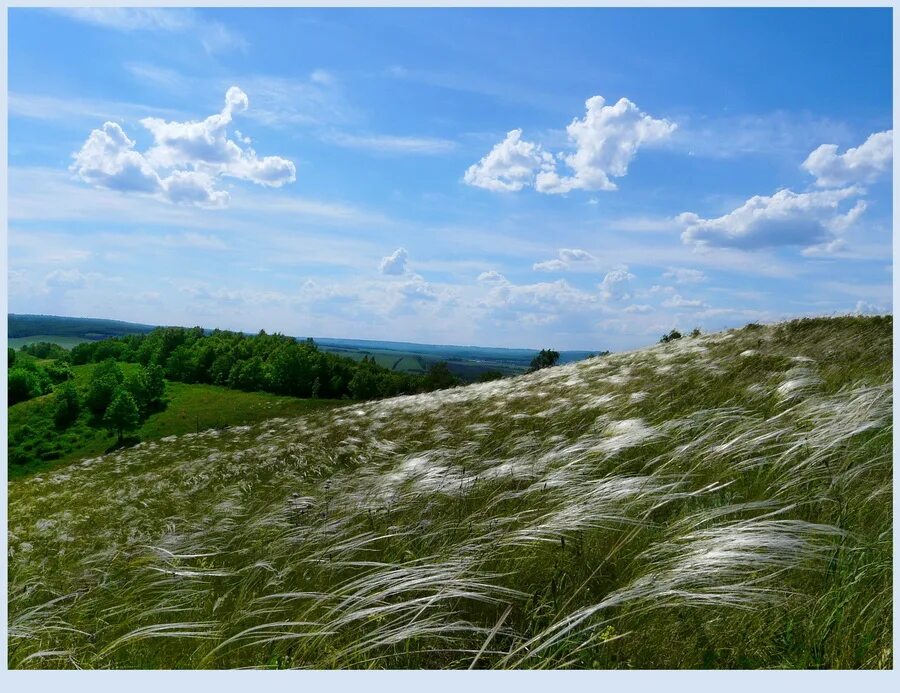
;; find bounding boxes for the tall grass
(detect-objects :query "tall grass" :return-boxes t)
[8,316,892,669]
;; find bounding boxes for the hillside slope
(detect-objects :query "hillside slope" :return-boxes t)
[8,317,892,669]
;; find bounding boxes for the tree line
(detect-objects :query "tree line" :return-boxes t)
[66,327,464,401]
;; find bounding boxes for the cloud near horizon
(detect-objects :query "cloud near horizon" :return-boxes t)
[71,86,296,208]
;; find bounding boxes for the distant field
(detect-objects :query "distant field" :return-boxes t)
[8,334,93,349]
[8,362,347,479]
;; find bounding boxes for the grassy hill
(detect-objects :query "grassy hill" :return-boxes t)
[8,362,345,480]
[8,316,892,669]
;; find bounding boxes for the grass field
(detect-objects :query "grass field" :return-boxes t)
[7,363,345,480]
[8,335,94,349]
[7,316,892,669]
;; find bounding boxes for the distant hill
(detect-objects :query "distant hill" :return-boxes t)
[8,314,156,340]
[7,313,601,378]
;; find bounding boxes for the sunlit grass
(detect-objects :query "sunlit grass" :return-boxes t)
[8,316,892,669]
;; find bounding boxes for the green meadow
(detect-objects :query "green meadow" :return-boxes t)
[7,317,893,669]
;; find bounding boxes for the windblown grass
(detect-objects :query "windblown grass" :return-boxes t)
[8,316,892,669]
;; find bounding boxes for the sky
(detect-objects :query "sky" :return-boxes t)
[6,7,893,351]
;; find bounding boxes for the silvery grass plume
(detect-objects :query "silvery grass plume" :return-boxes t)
[8,316,892,669]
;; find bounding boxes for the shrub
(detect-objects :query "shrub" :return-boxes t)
[659,329,683,343]
[527,349,561,373]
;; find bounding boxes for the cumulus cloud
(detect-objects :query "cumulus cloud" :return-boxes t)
[398,276,439,302]
[465,97,675,195]
[662,267,707,284]
[477,270,507,283]
[536,96,676,194]
[802,130,893,187]
[379,247,409,275]
[678,187,864,250]
[71,86,295,208]
[463,129,554,192]
[533,248,599,272]
[598,264,636,301]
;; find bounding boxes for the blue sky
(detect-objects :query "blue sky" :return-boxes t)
[7,7,893,350]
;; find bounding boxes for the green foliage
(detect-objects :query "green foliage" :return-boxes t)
[527,348,561,373]
[53,382,81,429]
[46,360,74,384]
[690,327,702,338]
[477,370,506,383]
[62,325,463,402]
[103,389,141,442]
[9,346,16,367]
[8,364,51,405]
[19,341,69,360]
[423,361,460,390]
[659,329,683,343]
[85,359,125,417]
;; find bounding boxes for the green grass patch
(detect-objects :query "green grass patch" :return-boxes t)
[8,363,346,479]
[8,335,94,350]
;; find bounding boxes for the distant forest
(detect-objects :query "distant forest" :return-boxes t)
[65,327,478,401]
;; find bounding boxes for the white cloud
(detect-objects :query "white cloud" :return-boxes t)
[466,96,674,195]
[535,96,676,194]
[52,8,246,54]
[482,278,597,312]
[678,187,865,250]
[532,259,569,272]
[71,87,296,208]
[661,294,707,309]
[533,248,599,272]
[662,267,707,284]
[70,121,163,194]
[44,269,87,290]
[398,276,440,302]
[853,300,889,315]
[477,270,507,283]
[310,69,335,86]
[623,304,653,314]
[327,132,456,155]
[802,130,893,187]
[463,129,554,192]
[598,264,636,301]
[380,248,409,275]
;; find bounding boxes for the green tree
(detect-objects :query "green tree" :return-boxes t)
[144,364,166,410]
[54,382,81,428]
[8,368,41,405]
[103,389,140,443]
[423,362,460,391]
[124,370,150,415]
[8,347,16,368]
[527,349,560,373]
[46,360,74,384]
[85,359,125,417]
